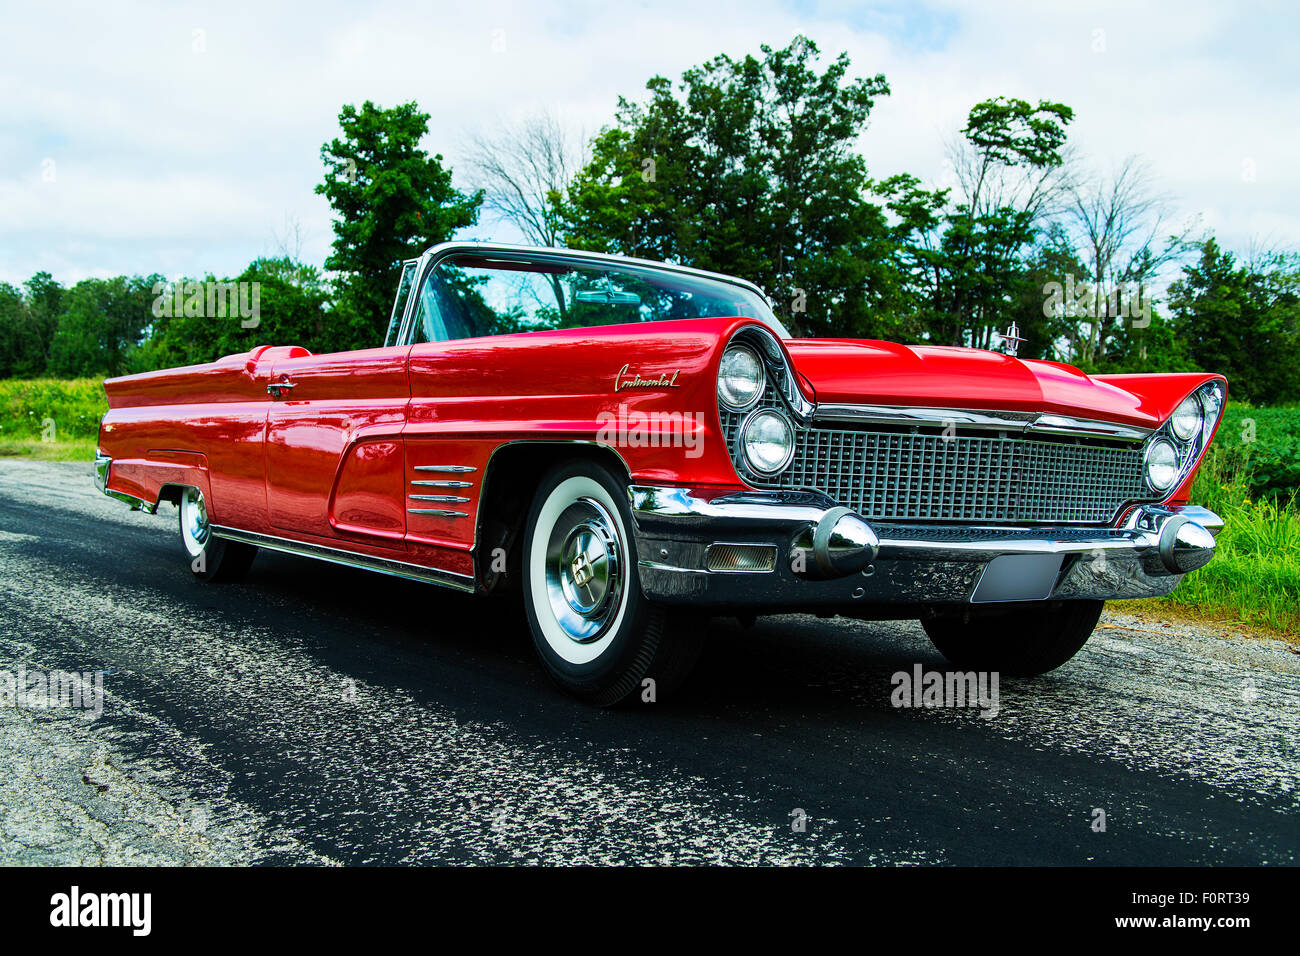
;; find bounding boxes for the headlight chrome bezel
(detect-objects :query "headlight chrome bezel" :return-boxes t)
[1144,380,1226,498]
[740,408,796,477]
[717,344,766,413]
[1170,393,1204,442]
[1144,437,1181,493]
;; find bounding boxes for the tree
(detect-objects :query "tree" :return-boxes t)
[466,110,587,320]
[20,272,64,375]
[1169,239,1300,403]
[135,258,332,372]
[316,101,482,351]
[883,97,1074,351]
[47,276,157,377]
[467,110,584,249]
[1064,156,1191,366]
[1003,228,1088,362]
[562,36,905,339]
[0,283,37,377]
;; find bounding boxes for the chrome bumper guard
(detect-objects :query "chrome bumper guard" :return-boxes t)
[629,486,1220,610]
[94,453,156,513]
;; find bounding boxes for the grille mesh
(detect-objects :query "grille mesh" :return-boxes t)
[722,393,1155,524]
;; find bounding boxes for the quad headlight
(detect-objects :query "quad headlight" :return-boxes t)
[741,409,795,475]
[1145,382,1225,496]
[1200,385,1223,447]
[718,345,764,411]
[1144,437,1181,493]
[1170,394,1204,442]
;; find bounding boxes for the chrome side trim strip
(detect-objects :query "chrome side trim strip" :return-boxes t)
[407,508,470,518]
[409,494,471,503]
[411,479,472,488]
[637,559,708,574]
[812,404,1152,441]
[414,465,477,473]
[1027,414,1153,442]
[210,525,476,592]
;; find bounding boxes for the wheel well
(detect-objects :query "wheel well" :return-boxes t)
[475,442,630,592]
[157,484,186,507]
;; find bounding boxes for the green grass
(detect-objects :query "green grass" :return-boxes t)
[0,437,98,461]
[1140,429,1300,638]
[0,378,108,443]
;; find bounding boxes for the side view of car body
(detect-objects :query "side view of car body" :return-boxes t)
[97,242,1226,704]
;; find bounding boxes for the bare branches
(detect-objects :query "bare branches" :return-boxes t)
[1064,155,1192,363]
[945,135,1075,225]
[269,213,307,262]
[465,111,587,248]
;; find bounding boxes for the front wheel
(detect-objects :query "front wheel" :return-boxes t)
[922,600,1104,676]
[521,461,703,706]
[179,487,257,582]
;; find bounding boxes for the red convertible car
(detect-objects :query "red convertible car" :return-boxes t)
[96,242,1225,705]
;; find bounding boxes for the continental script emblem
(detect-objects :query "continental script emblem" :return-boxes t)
[614,364,681,391]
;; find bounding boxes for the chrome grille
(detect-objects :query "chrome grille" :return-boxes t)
[721,394,1156,524]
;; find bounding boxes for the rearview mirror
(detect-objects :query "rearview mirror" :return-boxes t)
[574,289,642,306]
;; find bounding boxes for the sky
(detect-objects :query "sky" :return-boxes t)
[2,0,1296,287]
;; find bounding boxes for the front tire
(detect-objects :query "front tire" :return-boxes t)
[178,486,257,582]
[521,461,702,706]
[922,600,1104,676]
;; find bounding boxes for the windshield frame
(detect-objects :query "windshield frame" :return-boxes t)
[396,242,788,346]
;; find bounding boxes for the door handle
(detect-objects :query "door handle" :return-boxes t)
[267,380,297,397]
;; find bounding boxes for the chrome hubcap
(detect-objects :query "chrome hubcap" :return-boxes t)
[180,487,210,557]
[544,497,623,643]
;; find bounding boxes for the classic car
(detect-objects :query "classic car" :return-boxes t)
[96,242,1226,705]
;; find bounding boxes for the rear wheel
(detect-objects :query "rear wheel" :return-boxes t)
[178,487,257,582]
[922,600,1104,676]
[521,460,703,706]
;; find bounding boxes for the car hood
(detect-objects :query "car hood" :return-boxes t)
[783,339,1163,429]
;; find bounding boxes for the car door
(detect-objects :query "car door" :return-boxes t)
[263,346,413,547]
[262,261,420,548]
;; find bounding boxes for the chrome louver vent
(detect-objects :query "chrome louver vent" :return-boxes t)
[721,393,1158,525]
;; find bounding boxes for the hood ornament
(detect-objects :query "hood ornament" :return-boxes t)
[1000,321,1025,357]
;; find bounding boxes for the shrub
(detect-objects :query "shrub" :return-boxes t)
[1202,403,1300,500]
[0,378,108,441]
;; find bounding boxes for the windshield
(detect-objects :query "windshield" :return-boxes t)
[406,252,786,344]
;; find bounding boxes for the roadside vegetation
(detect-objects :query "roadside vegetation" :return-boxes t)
[1144,404,1300,638]
[0,378,104,461]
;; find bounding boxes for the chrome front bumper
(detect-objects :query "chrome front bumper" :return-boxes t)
[628,485,1220,611]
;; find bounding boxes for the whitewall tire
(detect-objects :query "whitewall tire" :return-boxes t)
[178,486,257,582]
[521,460,703,706]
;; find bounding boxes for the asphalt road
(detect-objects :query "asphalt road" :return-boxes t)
[0,459,1296,865]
